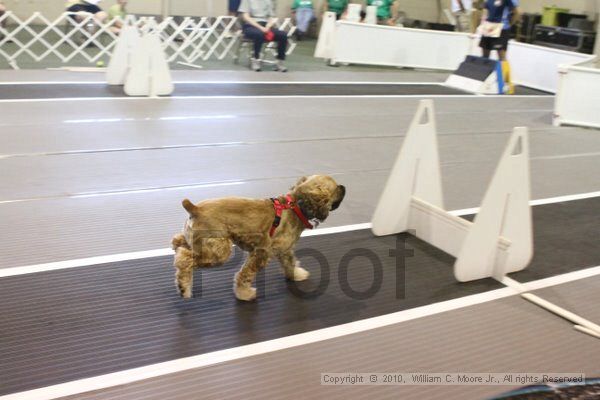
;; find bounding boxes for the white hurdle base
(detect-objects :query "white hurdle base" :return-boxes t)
[407,196,512,268]
[372,99,600,339]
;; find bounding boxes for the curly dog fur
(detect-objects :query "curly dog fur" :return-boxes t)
[171,175,346,301]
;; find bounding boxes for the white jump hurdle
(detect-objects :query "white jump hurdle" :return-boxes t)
[314,12,337,60]
[372,100,532,282]
[372,100,600,339]
[107,18,173,97]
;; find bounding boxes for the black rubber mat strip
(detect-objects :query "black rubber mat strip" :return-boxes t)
[0,82,549,100]
[511,196,600,281]
[0,233,497,394]
[0,198,597,395]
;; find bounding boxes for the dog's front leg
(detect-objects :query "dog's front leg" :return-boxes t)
[174,247,195,299]
[277,250,310,281]
[234,248,270,301]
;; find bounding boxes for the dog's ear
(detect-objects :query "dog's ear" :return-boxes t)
[182,199,198,217]
[296,186,331,221]
[290,176,308,191]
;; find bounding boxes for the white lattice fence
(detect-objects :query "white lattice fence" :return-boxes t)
[0,12,296,68]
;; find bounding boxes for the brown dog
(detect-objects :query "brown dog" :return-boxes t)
[171,175,346,301]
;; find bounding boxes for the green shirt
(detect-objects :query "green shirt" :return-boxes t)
[108,4,126,19]
[367,0,394,19]
[327,0,348,16]
[292,0,313,9]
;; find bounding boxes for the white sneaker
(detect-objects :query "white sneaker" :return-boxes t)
[275,60,288,72]
[250,58,261,72]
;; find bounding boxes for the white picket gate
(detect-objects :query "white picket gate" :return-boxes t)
[0,11,296,68]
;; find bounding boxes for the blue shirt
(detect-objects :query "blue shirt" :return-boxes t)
[485,0,517,29]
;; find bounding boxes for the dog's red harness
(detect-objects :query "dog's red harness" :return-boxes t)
[270,194,313,237]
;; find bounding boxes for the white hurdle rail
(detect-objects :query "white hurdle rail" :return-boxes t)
[372,100,600,339]
[0,11,297,69]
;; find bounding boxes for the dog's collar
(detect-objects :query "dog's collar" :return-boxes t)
[269,194,314,237]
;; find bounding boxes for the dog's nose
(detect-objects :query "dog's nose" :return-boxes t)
[331,185,345,210]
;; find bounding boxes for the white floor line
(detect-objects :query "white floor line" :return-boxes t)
[449,190,600,217]
[301,222,371,237]
[520,265,600,292]
[0,81,447,86]
[0,94,552,104]
[1,191,598,279]
[528,190,600,206]
[0,223,374,278]
[532,151,600,161]
[176,81,448,85]
[0,249,174,278]
[3,264,600,400]
[0,81,105,85]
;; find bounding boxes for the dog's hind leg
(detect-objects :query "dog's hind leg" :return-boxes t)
[195,238,232,267]
[234,248,270,301]
[174,247,195,299]
[276,250,310,281]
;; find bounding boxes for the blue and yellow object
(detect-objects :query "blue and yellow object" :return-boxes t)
[495,60,514,95]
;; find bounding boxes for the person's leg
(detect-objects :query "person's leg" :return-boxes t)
[270,28,288,72]
[470,9,481,33]
[272,28,288,60]
[66,4,84,23]
[497,30,510,61]
[243,23,265,59]
[228,0,241,16]
[94,11,108,24]
[480,37,492,58]
[109,16,123,35]
[454,11,470,32]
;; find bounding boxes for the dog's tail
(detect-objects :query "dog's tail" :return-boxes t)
[182,198,198,217]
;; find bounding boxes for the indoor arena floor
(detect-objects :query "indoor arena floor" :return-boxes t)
[0,69,599,400]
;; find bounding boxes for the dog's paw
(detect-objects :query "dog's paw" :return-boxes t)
[234,285,257,301]
[176,280,193,299]
[292,266,310,281]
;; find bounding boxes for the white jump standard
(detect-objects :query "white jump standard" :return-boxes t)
[107,17,174,97]
[372,99,600,339]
